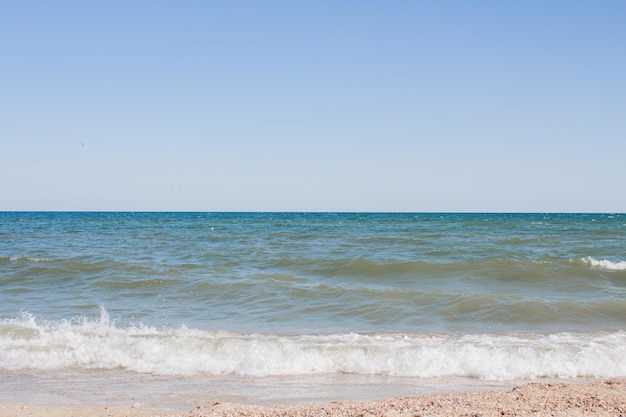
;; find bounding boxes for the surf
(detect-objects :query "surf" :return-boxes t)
[2,310,625,380]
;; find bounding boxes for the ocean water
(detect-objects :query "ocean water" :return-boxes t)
[1,212,625,406]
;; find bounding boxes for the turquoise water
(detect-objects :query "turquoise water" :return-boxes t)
[1,212,625,405]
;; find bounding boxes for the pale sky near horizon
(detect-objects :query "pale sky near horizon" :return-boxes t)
[1,1,625,212]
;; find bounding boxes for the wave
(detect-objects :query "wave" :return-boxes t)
[0,256,50,263]
[295,257,550,280]
[1,310,624,380]
[582,257,626,271]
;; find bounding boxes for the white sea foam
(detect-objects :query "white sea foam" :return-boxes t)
[1,311,625,381]
[582,257,626,271]
[8,256,49,262]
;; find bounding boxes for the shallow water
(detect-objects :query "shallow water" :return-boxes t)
[1,369,526,407]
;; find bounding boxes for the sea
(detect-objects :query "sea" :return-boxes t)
[1,212,625,408]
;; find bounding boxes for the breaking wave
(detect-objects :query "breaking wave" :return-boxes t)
[1,310,625,380]
[582,257,626,271]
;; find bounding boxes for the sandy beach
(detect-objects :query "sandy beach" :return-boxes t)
[1,378,624,417]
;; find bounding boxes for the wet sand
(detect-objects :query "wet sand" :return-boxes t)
[1,378,624,417]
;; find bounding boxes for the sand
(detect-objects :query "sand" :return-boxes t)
[1,378,624,417]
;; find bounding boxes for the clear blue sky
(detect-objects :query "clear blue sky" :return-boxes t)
[1,1,625,212]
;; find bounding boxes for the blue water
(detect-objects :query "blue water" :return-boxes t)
[1,212,625,405]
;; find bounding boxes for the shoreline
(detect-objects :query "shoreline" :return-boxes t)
[1,378,624,417]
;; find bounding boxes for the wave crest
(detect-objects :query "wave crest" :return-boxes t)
[582,257,626,271]
[1,311,625,380]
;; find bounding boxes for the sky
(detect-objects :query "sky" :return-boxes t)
[1,1,625,212]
